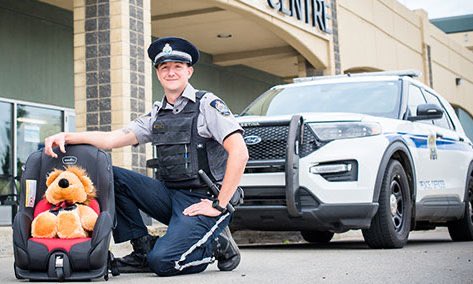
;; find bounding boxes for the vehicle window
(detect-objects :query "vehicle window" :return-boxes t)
[407,85,426,116]
[241,89,283,117]
[422,90,452,129]
[407,85,432,125]
[455,107,473,140]
[241,81,401,119]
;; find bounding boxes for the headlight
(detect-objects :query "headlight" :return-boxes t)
[308,122,381,141]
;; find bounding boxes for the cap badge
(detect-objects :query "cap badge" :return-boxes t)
[163,43,173,55]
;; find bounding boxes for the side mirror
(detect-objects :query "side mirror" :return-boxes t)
[408,103,444,121]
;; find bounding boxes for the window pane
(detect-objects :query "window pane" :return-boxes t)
[65,111,76,132]
[16,105,63,176]
[407,85,427,116]
[408,85,432,125]
[423,91,452,129]
[0,102,12,197]
[456,107,473,141]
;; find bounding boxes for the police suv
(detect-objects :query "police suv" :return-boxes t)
[232,70,473,248]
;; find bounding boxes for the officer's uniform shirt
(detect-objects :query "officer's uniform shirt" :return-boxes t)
[128,84,243,145]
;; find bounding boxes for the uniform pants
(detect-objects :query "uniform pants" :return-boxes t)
[112,166,231,276]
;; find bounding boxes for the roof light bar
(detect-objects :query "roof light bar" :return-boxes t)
[293,69,422,83]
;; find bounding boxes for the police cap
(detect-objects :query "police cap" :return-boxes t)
[147,37,200,67]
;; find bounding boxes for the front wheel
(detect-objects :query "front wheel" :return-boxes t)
[362,160,412,249]
[447,175,473,241]
[300,231,334,243]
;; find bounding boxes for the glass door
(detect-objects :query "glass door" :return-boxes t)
[0,102,13,225]
[0,99,72,225]
[0,101,12,194]
[16,104,63,177]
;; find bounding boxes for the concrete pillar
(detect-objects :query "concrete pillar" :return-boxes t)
[298,56,324,77]
[73,0,152,173]
[330,0,341,75]
[296,0,337,77]
[416,9,433,88]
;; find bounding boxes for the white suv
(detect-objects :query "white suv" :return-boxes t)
[233,70,473,248]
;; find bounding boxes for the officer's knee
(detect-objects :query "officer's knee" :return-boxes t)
[148,246,209,276]
[147,246,178,276]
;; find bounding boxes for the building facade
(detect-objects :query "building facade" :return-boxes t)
[1,0,472,224]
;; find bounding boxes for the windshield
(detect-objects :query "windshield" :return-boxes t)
[241,80,402,119]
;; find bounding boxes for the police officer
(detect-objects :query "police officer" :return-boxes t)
[44,36,249,276]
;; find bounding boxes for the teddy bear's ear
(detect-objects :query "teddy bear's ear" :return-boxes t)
[67,166,96,199]
[80,175,95,197]
[46,169,63,187]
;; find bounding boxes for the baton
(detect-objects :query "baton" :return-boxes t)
[198,169,235,213]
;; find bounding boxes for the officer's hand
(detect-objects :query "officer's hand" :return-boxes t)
[183,199,221,217]
[44,132,67,158]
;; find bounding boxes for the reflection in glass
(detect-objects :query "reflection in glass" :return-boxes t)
[16,105,63,177]
[0,102,12,197]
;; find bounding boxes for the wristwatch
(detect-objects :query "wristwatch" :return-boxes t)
[212,199,227,214]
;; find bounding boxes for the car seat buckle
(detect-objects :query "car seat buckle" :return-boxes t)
[55,255,64,268]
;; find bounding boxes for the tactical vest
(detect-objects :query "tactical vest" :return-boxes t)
[151,91,228,189]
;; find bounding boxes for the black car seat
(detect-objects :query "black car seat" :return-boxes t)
[13,144,117,281]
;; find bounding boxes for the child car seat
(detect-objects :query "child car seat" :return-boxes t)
[13,144,116,281]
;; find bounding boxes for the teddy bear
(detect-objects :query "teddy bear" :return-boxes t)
[31,166,99,239]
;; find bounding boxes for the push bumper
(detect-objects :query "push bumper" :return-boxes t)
[231,202,378,232]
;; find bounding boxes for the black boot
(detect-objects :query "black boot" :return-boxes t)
[115,234,158,273]
[213,227,241,271]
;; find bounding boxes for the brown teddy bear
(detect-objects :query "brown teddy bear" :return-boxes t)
[31,166,99,239]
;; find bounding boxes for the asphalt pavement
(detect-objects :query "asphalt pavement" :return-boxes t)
[1,228,472,283]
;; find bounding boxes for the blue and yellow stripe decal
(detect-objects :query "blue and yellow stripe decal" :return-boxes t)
[385,132,472,151]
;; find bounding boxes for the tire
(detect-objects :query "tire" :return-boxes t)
[447,175,473,241]
[362,159,412,249]
[301,231,334,243]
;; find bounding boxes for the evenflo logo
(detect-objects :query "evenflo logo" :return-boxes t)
[62,156,78,165]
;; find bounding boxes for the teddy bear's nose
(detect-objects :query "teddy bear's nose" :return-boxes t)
[58,178,69,188]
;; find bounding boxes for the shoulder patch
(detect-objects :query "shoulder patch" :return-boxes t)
[210,99,231,116]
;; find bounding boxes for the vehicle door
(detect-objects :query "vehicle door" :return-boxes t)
[403,84,441,203]
[421,90,469,201]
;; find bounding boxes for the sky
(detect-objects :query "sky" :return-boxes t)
[397,0,473,19]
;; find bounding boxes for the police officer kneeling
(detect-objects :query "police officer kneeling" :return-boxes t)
[43,36,249,276]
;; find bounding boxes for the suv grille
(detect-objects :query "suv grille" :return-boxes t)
[242,123,320,161]
[300,125,320,157]
[244,125,288,160]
